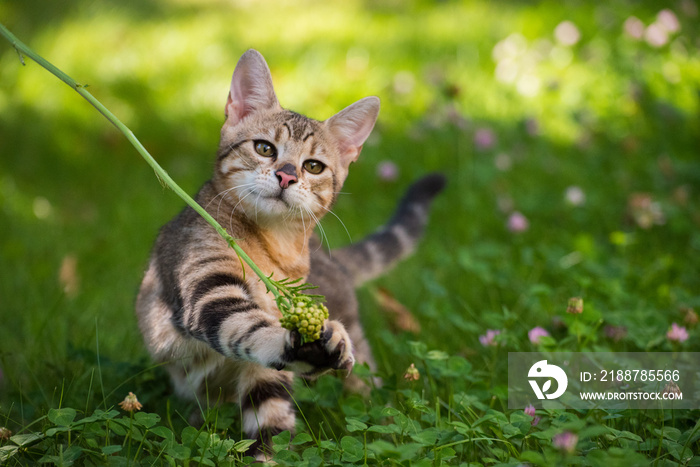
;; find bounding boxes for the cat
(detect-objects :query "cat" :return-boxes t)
[136,49,445,459]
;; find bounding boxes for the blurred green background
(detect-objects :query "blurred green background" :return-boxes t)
[1,0,699,421]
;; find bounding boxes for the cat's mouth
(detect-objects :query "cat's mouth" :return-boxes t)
[246,186,299,215]
[267,189,293,209]
[275,193,291,207]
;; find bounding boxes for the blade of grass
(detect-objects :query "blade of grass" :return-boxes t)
[95,319,107,410]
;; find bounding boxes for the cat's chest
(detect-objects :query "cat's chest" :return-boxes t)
[245,252,309,317]
[255,230,310,278]
[262,249,310,286]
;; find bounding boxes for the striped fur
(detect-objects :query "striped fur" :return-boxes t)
[136,49,379,460]
[325,173,446,286]
[308,173,446,389]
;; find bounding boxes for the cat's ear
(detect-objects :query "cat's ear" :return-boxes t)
[325,96,380,166]
[225,49,280,123]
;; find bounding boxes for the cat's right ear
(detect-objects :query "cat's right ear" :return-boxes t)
[225,49,280,124]
[325,96,380,167]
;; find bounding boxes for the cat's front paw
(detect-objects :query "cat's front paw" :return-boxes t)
[287,320,354,377]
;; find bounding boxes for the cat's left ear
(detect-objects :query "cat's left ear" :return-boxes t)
[225,49,280,124]
[325,96,380,166]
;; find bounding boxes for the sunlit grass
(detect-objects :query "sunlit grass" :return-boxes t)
[4,1,695,141]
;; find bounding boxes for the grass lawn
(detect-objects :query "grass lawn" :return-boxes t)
[1,0,699,465]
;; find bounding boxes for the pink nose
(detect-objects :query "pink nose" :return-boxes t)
[276,171,297,189]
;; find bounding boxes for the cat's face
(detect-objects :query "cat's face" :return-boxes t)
[214,50,379,229]
[217,110,342,226]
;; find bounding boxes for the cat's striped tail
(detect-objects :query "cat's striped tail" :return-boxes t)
[333,173,446,286]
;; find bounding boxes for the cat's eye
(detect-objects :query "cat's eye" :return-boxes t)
[303,159,325,175]
[254,140,276,158]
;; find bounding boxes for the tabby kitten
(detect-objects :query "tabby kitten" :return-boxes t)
[136,49,445,459]
[137,49,378,458]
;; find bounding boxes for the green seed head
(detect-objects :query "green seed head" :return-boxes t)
[279,297,329,344]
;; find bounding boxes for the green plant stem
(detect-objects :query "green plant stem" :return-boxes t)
[126,413,133,466]
[0,22,282,301]
[133,429,147,462]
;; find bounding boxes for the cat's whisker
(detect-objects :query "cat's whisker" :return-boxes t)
[282,203,295,222]
[210,183,256,219]
[230,186,256,214]
[212,187,236,218]
[206,182,255,209]
[310,199,353,244]
[297,206,308,257]
[282,199,303,226]
[254,191,263,224]
[229,187,256,232]
[204,188,231,211]
[305,206,330,254]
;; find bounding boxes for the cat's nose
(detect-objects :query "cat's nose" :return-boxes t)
[275,164,298,189]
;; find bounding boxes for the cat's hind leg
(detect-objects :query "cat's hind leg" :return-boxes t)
[237,364,296,461]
